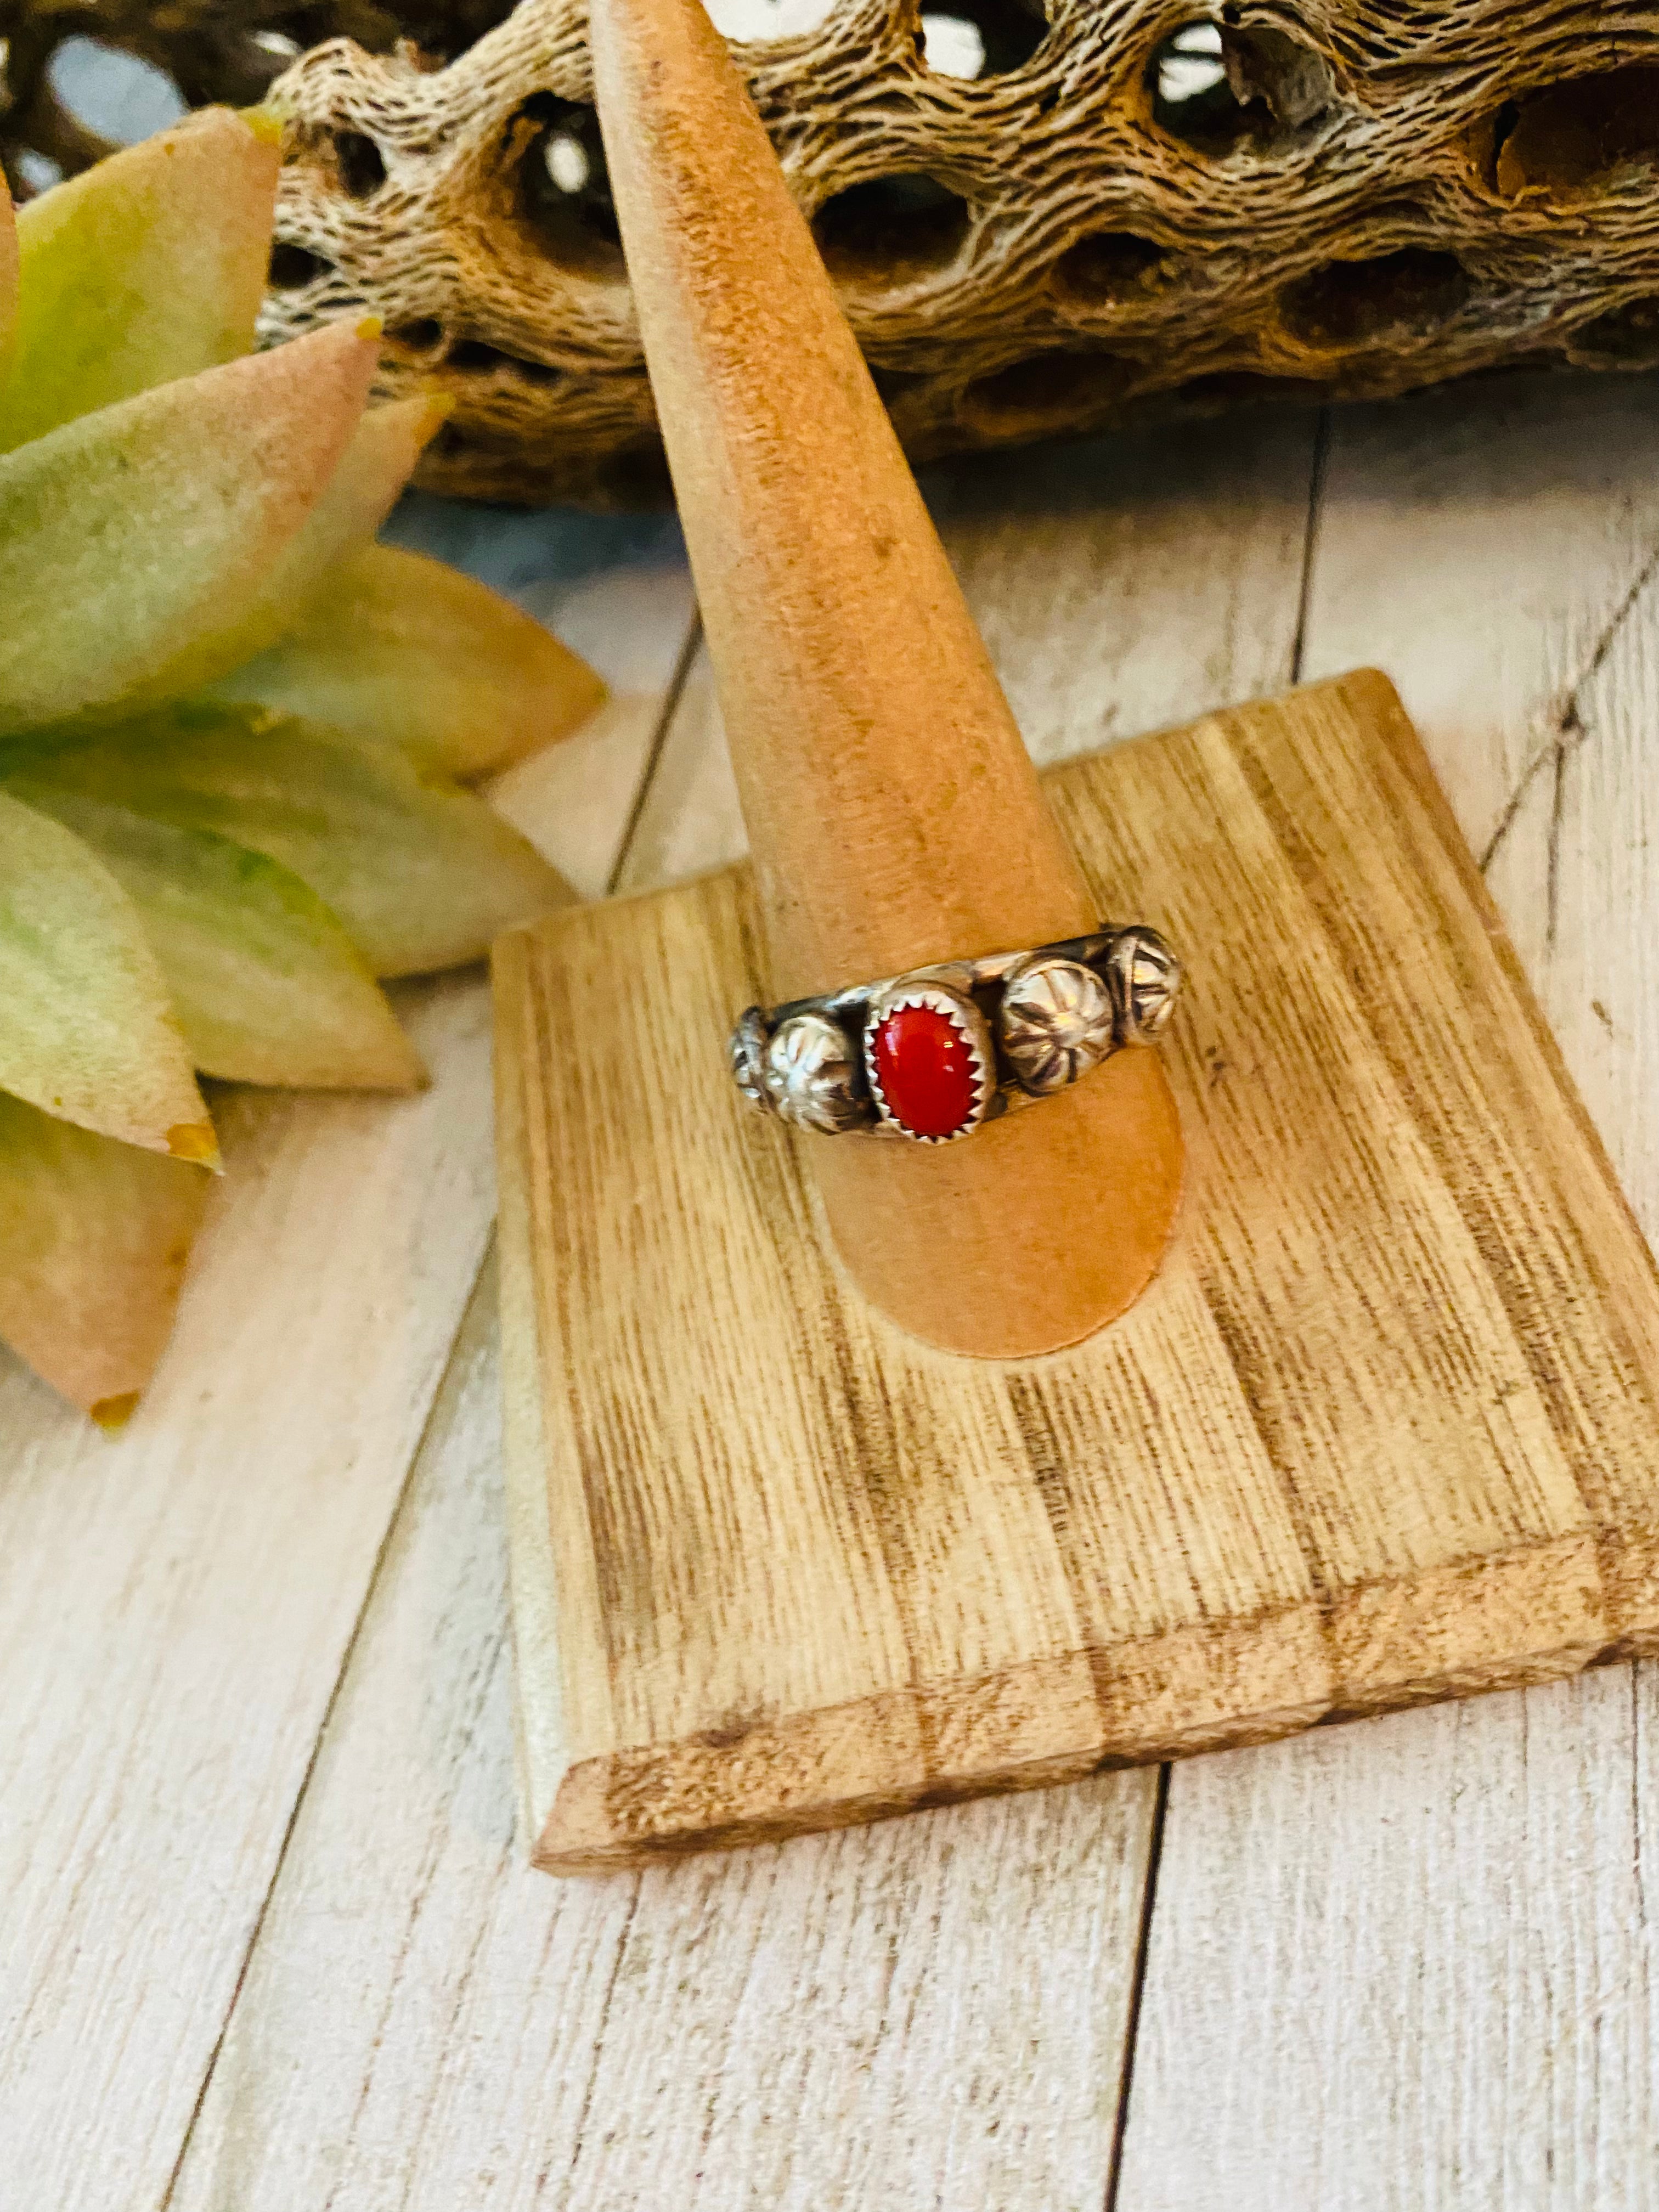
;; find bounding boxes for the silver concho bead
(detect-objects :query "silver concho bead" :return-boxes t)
[763,1012,871,1134]
[1106,927,1182,1045]
[997,956,1117,1097]
[729,1006,774,1115]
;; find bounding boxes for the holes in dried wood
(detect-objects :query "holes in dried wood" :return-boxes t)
[921,14,986,79]
[447,337,503,370]
[333,128,386,198]
[918,0,1049,81]
[964,348,1136,425]
[1565,295,1659,370]
[1052,230,1169,304]
[606,436,676,508]
[1221,24,1335,132]
[813,173,972,283]
[1149,18,1333,153]
[181,0,1659,505]
[386,320,566,386]
[703,0,842,38]
[1149,22,1237,147]
[268,239,334,288]
[1491,67,1659,198]
[515,93,624,277]
[1471,100,1522,190]
[447,336,564,384]
[1280,246,1472,346]
[870,364,930,399]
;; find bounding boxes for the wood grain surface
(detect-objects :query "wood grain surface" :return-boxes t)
[496,663,1659,1869]
[173,1252,1159,2212]
[1116,368,1659,2212]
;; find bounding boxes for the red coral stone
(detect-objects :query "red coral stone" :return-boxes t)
[871,1002,979,1139]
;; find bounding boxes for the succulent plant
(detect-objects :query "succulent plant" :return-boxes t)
[0,105,604,1424]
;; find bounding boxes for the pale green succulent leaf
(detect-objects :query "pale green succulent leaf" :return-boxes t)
[125,392,450,712]
[14,703,575,978]
[0,1086,211,1423]
[1,108,281,453]
[8,785,426,1092]
[0,788,213,1158]
[0,318,376,735]
[209,543,608,779]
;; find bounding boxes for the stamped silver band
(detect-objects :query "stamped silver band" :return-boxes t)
[729,924,1181,1144]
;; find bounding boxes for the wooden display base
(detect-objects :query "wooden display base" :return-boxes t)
[494,671,1659,1874]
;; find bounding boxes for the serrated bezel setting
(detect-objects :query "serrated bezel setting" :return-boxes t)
[864,980,994,1144]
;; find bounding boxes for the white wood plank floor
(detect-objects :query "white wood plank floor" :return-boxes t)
[3,371,1657,2209]
[1119,367,1659,2212]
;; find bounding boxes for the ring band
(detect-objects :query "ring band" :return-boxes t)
[729,924,1182,1145]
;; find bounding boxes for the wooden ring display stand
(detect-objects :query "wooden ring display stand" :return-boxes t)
[492,0,1659,1871]
[580,0,1183,1363]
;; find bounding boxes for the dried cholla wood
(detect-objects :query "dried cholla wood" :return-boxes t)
[247,0,1659,505]
[10,0,1659,500]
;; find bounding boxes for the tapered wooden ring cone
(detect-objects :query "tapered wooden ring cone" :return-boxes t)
[589,0,1183,1357]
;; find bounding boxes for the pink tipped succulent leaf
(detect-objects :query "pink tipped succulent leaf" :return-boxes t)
[1,108,282,453]
[131,387,454,707]
[0,1088,213,1424]
[14,702,574,979]
[0,788,215,1160]
[5,786,426,1093]
[0,115,601,1417]
[0,319,379,732]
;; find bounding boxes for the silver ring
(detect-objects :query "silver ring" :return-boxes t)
[729,924,1181,1144]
